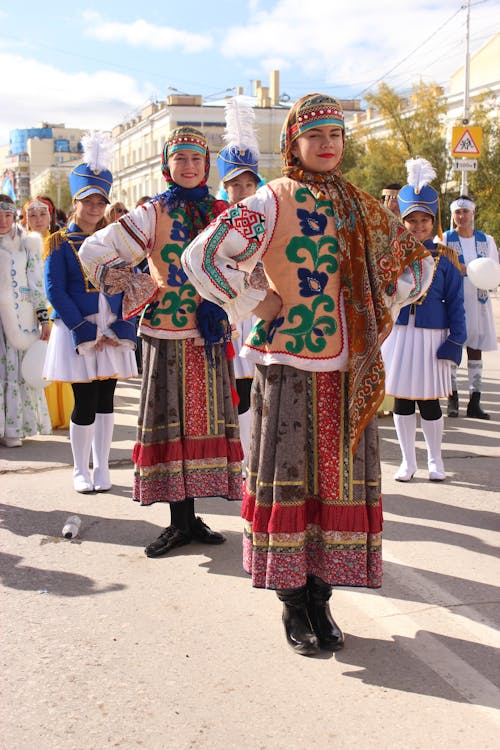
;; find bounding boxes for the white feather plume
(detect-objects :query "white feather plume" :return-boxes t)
[405,157,436,192]
[81,131,113,172]
[223,97,260,159]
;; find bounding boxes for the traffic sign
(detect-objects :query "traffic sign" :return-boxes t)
[451,126,482,158]
[452,159,477,171]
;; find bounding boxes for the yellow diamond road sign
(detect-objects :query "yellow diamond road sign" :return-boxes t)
[451,126,482,158]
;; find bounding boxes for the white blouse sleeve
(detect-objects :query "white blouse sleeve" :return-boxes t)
[79,204,157,289]
[181,186,276,323]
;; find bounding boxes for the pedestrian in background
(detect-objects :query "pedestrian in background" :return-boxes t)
[0,194,51,447]
[443,195,499,420]
[105,201,128,224]
[43,133,137,493]
[381,183,402,216]
[383,159,466,482]
[22,195,74,430]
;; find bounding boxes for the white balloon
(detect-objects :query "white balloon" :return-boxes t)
[21,340,51,389]
[466,257,500,290]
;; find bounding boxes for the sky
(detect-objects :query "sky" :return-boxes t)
[0,0,498,146]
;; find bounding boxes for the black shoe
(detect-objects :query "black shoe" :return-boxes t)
[466,392,490,420]
[447,391,459,418]
[307,576,345,651]
[144,526,191,557]
[190,516,226,545]
[276,587,321,656]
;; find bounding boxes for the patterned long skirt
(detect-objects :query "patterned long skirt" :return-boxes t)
[242,364,382,590]
[132,335,243,505]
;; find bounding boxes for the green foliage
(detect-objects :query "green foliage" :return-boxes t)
[463,94,500,239]
[344,82,450,206]
[40,171,72,213]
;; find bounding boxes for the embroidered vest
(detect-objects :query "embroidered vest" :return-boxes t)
[247,178,346,369]
[141,203,201,338]
[446,230,489,303]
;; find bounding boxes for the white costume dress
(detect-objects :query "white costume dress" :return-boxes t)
[442,230,498,351]
[0,227,51,440]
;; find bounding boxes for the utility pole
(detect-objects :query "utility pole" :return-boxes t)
[461,0,471,194]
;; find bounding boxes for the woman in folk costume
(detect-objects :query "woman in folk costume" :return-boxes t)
[442,196,499,420]
[182,93,434,656]
[216,98,265,477]
[43,132,138,493]
[0,195,51,447]
[22,195,74,430]
[79,126,242,558]
[382,159,466,483]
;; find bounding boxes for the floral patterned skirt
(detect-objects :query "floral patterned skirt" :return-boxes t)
[242,364,382,590]
[132,335,243,505]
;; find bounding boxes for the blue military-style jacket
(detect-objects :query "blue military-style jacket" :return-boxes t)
[44,223,136,350]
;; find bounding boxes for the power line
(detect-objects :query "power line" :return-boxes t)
[354,6,465,98]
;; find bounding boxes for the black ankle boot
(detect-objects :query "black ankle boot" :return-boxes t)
[306,576,345,651]
[466,391,490,420]
[276,587,320,656]
[447,390,459,418]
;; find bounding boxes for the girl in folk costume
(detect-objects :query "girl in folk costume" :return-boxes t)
[442,196,499,420]
[0,195,51,447]
[383,159,466,483]
[22,195,74,430]
[79,126,242,558]
[43,132,138,493]
[182,93,434,656]
[216,97,265,477]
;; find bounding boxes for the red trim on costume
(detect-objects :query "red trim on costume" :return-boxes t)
[241,490,383,534]
[133,436,243,467]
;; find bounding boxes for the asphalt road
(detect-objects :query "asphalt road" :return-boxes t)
[1,304,499,750]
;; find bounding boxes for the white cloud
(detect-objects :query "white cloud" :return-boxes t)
[221,0,493,93]
[82,10,213,53]
[0,52,155,144]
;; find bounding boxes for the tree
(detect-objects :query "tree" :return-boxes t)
[463,94,500,240]
[344,82,450,211]
[39,170,72,213]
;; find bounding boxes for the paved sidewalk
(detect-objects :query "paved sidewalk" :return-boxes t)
[1,302,499,750]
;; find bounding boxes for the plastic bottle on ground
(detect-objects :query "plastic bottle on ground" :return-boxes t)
[62,515,82,539]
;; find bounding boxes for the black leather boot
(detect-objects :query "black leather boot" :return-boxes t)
[144,499,193,557]
[276,587,320,656]
[447,390,459,418]
[466,391,490,420]
[306,576,345,651]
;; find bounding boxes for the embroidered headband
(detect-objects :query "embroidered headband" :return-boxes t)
[280,93,345,166]
[26,198,52,214]
[450,197,475,213]
[161,126,210,183]
[0,200,16,213]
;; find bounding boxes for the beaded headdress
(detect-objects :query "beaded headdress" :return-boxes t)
[161,126,210,183]
[0,199,17,213]
[69,131,113,203]
[280,93,345,166]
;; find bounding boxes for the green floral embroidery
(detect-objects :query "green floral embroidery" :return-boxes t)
[148,242,197,328]
[287,235,339,274]
[282,295,337,354]
[296,186,334,217]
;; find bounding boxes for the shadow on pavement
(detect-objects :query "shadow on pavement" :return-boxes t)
[335,631,500,708]
[0,551,125,598]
